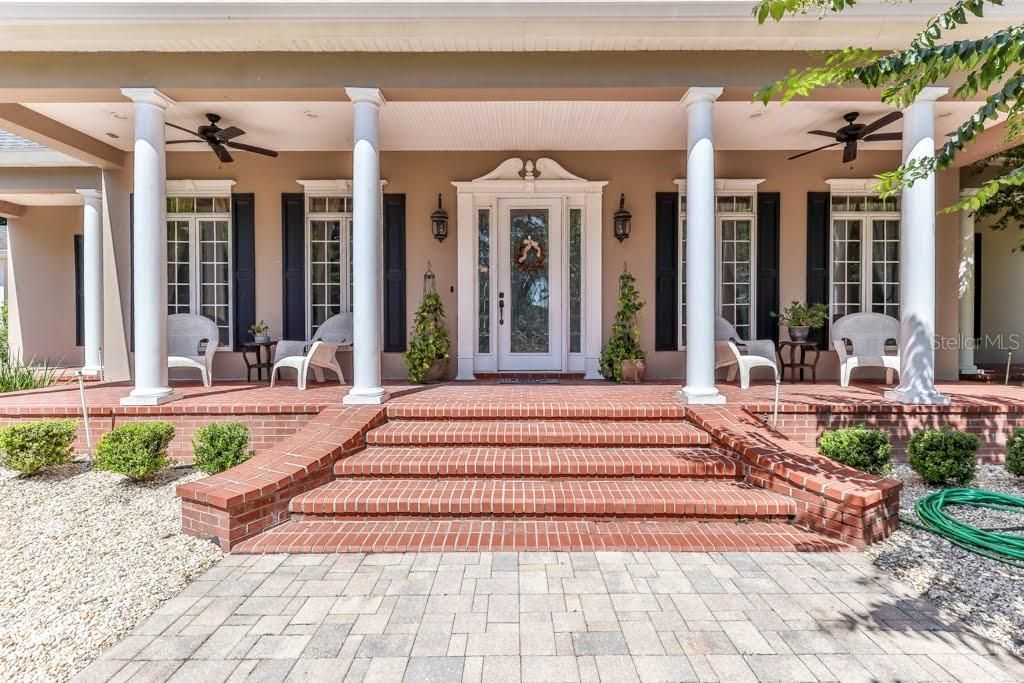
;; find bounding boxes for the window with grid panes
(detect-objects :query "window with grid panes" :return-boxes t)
[829,193,901,325]
[306,195,353,337]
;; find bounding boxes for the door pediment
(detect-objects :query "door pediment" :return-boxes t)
[453,156,607,194]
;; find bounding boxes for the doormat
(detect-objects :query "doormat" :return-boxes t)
[498,378,560,385]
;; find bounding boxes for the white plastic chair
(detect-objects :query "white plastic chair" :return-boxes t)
[167,314,220,387]
[831,312,900,387]
[714,317,779,390]
[271,313,351,389]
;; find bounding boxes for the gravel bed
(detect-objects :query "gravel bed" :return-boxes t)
[0,461,223,682]
[866,463,1024,656]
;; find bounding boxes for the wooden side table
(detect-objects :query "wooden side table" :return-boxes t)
[777,340,821,383]
[242,340,278,383]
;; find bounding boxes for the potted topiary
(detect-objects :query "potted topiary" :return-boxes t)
[249,320,271,344]
[600,271,646,383]
[405,291,451,383]
[772,300,829,342]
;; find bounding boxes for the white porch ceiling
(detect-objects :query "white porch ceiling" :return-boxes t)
[25,100,978,153]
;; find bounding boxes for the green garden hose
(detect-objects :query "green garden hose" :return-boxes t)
[901,488,1024,568]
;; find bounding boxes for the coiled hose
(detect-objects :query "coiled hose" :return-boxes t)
[901,488,1024,568]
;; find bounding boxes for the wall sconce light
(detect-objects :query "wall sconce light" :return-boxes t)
[431,193,449,243]
[613,193,632,242]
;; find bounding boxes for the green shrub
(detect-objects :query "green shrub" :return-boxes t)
[1006,428,1024,477]
[95,422,174,480]
[818,426,893,476]
[0,357,59,394]
[908,427,980,486]
[0,419,77,475]
[192,422,253,474]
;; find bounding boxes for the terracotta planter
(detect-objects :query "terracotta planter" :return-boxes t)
[423,358,449,384]
[620,359,646,384]
[788,326,810,342]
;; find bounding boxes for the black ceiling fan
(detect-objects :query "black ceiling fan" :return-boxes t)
[165,113,278,163]
[788,111,903,163]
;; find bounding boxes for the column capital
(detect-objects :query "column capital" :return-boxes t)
[76,188,102,206]
[681,87,724,108]
[120,87,175,109]
[345,87,386,108]
[911,86,949,104]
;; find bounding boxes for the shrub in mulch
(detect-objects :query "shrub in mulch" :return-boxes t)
[818,426,893,476]
[191,422,253,475]
[908,427,979,486]
[94,421,174,481]
[0,418,78,475]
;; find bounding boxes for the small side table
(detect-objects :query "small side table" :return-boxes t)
[778,340,821,383]
[242,340,278,383]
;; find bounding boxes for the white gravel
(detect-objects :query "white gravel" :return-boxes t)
[0,460,223,682]
[866,463,1024,656]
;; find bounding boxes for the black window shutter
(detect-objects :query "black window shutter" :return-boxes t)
[232,193,256,350]
[756,192,780,343]
[655,192,679,351]
[74,234,84,347]
[806,191,830,349]
[382,193,407,352]
[974,232,983,340]
[281,193,306,340]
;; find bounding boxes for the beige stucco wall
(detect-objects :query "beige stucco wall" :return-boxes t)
[7,204,83,366]
[974,214,1024,366]
[9,147,963,382]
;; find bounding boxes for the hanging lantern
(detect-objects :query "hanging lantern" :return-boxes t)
[431,193,449,243]
[613,193,632,242]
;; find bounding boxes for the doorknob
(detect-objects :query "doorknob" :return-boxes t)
[498,292,505,325]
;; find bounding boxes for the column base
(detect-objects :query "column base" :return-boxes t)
[583,358,602,381]
[456,357,476,381]
[884,387,951,406]
[343,387,391,405]
[80,366,103,379]
[959,364,982,376]
[678,386,726,405]
[120,387,177,406]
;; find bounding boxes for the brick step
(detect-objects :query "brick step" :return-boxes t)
[289,479,795,519]
[334,447,739,479]
[235,519,851,554]
[385,402,687,420]
[364,420,711,447]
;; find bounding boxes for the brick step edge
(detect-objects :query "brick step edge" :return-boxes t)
[234,519,851,554]
[289,480,796,519]
[384,406,689,420]
[334,447,740,479]
[365,421,712,447]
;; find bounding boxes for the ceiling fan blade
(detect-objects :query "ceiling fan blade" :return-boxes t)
[165,122,201,137]
[787,142,841,160]
[862,132,902,142]
[842,141,858,163]
[166,140,203,144]
[214,126,245,141]
[807,130,839,138]
[224,140,279,157]
[859,111,903,136]
[211,144,233,163]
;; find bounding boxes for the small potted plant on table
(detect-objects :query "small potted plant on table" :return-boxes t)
[773,301,828,342]
[600,270,647,383]
[405,291,451,383]
[249,320,271,344]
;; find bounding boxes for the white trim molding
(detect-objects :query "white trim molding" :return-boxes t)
[825,178,886,194]
[453,157,608,195]
[297,179,388,194]
[166,179,236,196]
[673,179,766,193]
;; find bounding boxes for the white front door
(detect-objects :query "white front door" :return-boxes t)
[496,198,563,371]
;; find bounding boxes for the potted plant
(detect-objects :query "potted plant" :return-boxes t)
[772,301,828,342]
[405,291,451,383]
[249,320,271,344]
[599,271,647,383]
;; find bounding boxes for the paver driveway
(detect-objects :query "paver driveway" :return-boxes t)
[75,551,1024,682]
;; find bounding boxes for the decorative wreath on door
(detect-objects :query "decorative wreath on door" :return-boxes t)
[515,235,545,272]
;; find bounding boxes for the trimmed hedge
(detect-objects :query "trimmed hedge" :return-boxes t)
[908,427,979,486]
[1007,428,1024,477]
[818,426,893,476]
[0,419,78,475]
[94,421,174,480]
[192,422,253,475]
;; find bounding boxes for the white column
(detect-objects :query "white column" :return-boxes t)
[77,189,103,376]
[885,87,950,405]
[958,188,981,375]
[120,88,175,406]
[679,86,725,404]
[343,87,389,405]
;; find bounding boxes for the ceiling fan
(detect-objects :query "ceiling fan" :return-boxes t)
[788,111,903,163]
[165,113,278,163]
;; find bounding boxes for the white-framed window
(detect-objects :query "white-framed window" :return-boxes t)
[826,180,902,326]
[676,179,763,349]
[165,180,235,347]
[297,180,357,339]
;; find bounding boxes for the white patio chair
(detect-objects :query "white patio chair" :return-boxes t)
[167,314,220,387]
[831,312,900,387]
[714,317,779,390]
[271,313,351,389]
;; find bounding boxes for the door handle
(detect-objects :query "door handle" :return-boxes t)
[498,292,505,325]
